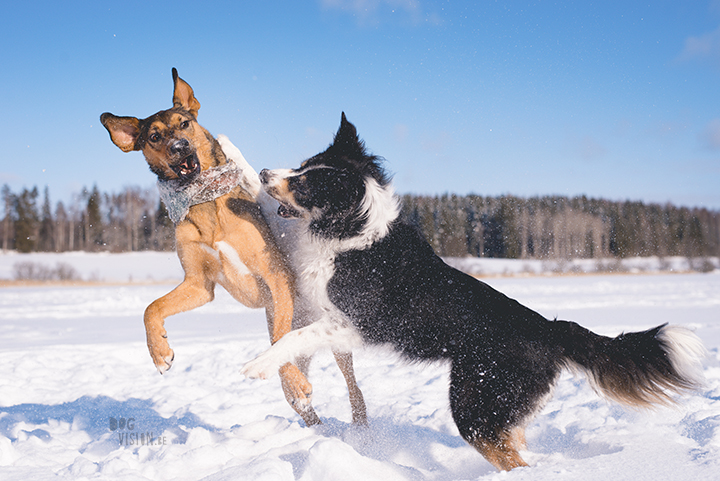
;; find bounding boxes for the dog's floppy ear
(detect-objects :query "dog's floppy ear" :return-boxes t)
[171,68,201,117]
[100,113,142,152]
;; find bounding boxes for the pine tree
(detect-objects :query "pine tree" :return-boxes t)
[1,184,13,251]
[154,201,175,250]
[54,201,68,252]
[86,185,104,251]
[13,187,40,253]
[38,186,54,252]
[608,204,631,258]
[499,196,522,259]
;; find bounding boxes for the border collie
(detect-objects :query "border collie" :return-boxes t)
[242,113,706,471]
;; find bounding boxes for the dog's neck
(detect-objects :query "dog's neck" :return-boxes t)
[157,160,242,224]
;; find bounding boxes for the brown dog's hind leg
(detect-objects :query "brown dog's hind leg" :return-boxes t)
[333,351,368,425]
[470,427,528,471]
[253,265,323,425]
[215,217,324,426]
[223,268,319,425]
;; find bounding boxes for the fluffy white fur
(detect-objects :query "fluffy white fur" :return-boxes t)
[239,166,401,379]
[216,134,262,198]
[658,325,708,392]
[215,136,364,379]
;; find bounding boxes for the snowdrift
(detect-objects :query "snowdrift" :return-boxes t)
[0,251,718,480]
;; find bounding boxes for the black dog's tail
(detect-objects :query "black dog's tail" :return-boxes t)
[553,321,706,407]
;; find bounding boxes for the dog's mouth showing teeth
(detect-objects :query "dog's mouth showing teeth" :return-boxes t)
[277,202,300,219]
[171,154,201,181]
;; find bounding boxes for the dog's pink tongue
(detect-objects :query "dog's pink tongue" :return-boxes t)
[180,157,194,172]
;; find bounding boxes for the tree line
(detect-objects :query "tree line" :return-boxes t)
[1,185,174,254]
[400,194,720,259]
[2,184,719,259]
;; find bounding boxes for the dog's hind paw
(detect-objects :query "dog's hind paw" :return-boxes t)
[280,363,314,405]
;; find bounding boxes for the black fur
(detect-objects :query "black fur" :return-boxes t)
[329,220,566,441]
[264,113,704,469]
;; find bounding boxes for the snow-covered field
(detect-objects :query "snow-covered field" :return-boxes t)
[0,251,719,480]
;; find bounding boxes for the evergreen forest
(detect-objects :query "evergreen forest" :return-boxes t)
[2,184,719,261]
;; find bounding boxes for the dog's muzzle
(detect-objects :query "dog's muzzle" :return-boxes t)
[259,169,273,184]
[169,139,200,181]
[259,169,301,218]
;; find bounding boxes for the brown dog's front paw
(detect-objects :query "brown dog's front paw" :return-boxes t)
[148,338,174,374]
[155,350,175,374]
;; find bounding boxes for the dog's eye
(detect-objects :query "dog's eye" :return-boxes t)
[149,133,161,143]
[288,176,308,196]
[179,120,190,130]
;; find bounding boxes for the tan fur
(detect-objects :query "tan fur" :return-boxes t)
[101,69,366,426]
[470,427,529,471]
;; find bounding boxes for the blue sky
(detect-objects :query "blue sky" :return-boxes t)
[2,0,720,210]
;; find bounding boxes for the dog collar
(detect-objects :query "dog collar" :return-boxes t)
[157,160,243,224]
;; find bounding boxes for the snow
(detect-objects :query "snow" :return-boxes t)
[0,251,718,480]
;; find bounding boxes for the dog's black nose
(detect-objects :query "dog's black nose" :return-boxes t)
[259,169,270,183]
[169,139,190,155]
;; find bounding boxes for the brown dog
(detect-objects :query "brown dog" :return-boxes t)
[100,68,366,426]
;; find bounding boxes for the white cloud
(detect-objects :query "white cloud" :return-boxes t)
[700,118,720,150]
[393,123,409,143]
[712,0,720,15]
[677,25,720,68]
[420,131,452,153]
[320,0,428,26]
[576,135,607,161]
[563,134,607,162]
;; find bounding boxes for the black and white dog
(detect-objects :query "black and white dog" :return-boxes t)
[242,113,705,471]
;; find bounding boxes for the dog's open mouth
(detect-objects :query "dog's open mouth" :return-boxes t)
[171,154,201,181]
[277,202,300,219]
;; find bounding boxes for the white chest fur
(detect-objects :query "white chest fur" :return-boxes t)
[296,234,347,326]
